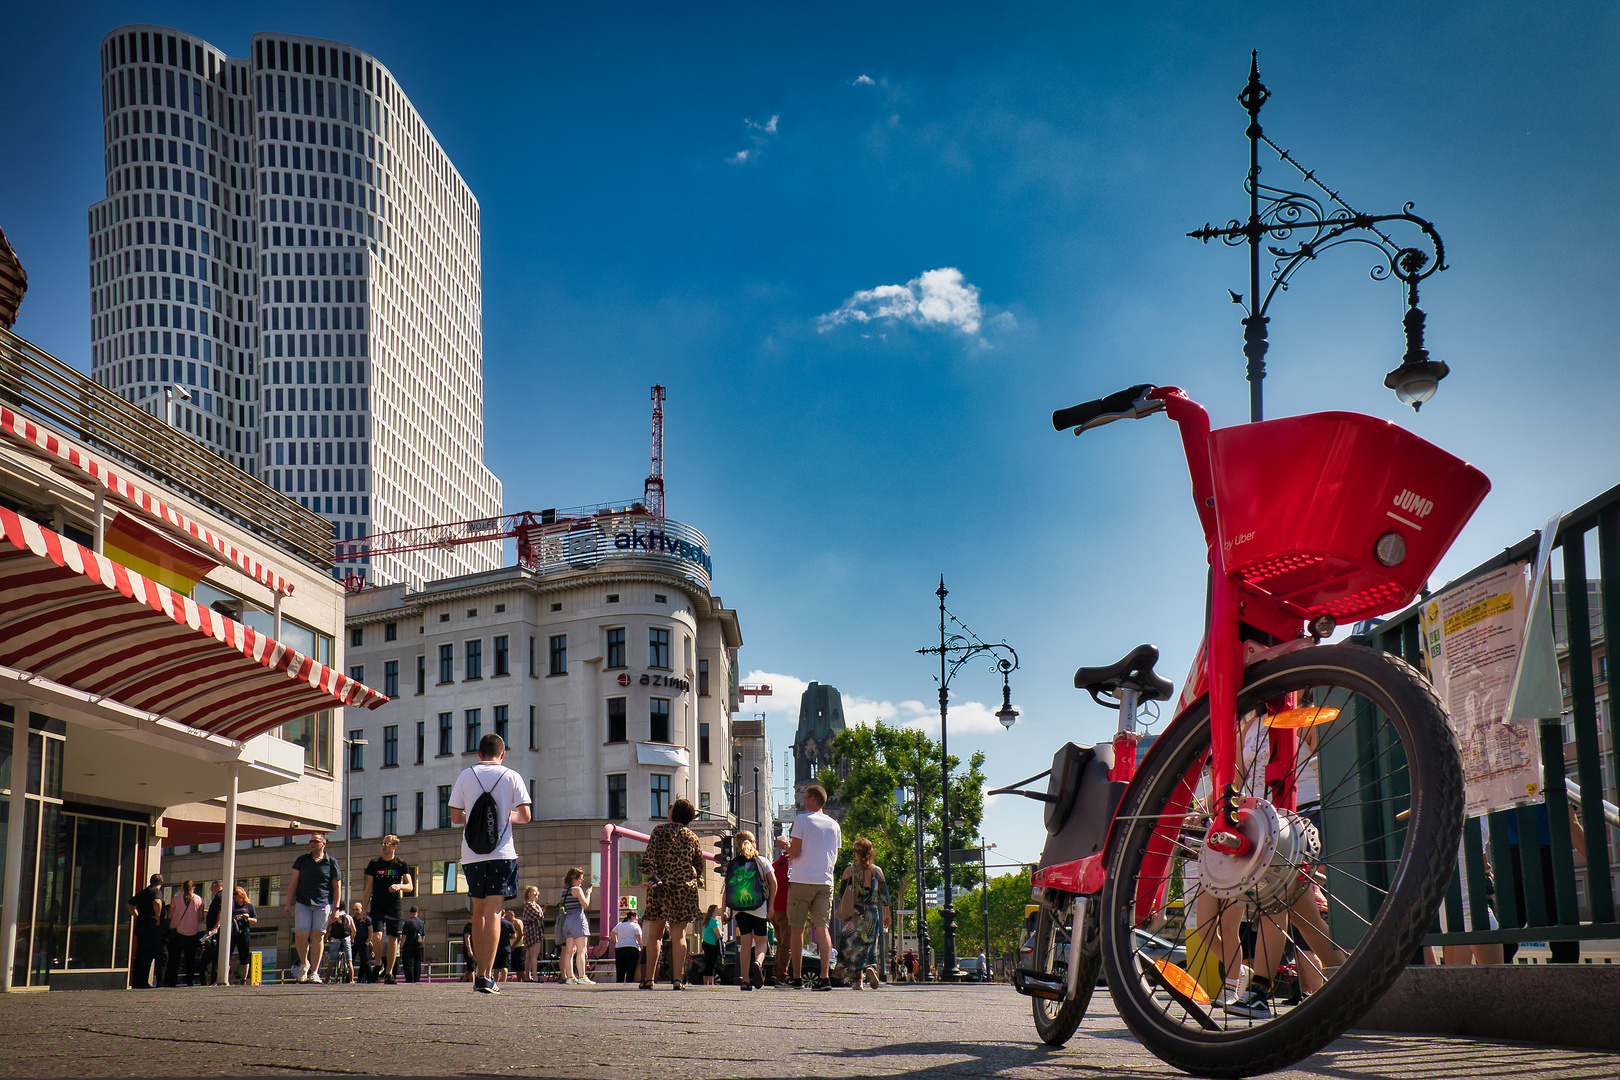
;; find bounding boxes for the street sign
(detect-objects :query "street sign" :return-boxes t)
[950,848,984,864]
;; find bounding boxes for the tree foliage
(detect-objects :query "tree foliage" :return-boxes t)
[927,865,1034,970]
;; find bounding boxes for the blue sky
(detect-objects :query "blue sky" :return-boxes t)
[6,3,1619,868]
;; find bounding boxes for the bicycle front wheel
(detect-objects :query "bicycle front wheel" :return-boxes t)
[1030,890,1100,1045]
[1099,643,1462,1078]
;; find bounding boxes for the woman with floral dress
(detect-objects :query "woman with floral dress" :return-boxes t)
[838,838,891,990]
[638,798,705,989]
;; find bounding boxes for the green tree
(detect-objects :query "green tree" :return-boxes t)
[813,719,987,917]
[929,865,1034,976]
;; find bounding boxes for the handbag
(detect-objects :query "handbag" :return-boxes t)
[834,871,857,922]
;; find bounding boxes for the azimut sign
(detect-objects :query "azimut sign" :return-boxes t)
[615,528,713,576]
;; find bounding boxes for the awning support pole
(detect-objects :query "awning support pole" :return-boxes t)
[1,706,32,991]
[93,488,105,555]
[272,594,282,639]
[216,764,239,985]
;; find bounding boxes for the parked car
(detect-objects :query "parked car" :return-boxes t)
[958,956,990,981]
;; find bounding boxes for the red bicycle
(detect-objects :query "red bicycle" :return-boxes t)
[998,385,1489,1077]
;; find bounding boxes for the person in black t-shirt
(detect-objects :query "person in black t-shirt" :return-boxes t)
[325,905,355,982]
[281,833,342,983]
[461,921,476,982]
[493,911,515,982]
[363,835,413,984]
[125,873,165,989]
[349,902,374,982]
[400,907,427,983]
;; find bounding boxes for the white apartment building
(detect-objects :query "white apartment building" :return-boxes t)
[85,26,501,588]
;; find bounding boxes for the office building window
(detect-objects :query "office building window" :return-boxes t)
[350,627,363,647]
[383,660,399,698]
[465,709,482,752]
[349,797,363,840]
[438,644,453,684]
[382,794,398,836]
[699,722,710,763]
[350,665,364,684]
[494,704,509,743]
[529,636,536,676]
[606,628,625,668]
[383,724,398,767]
[650,774,671,820]
[494,635,509,676]
[414,791,424,833]
[437,785,452,829]
[529,705,536,750]
[348,730,364,771]
[415,721,425,765]
[698,658,709,697]
[607,774,628,820]
[549,635,567,675]
[607,697,627,743]
[438,712,453,756]
[416,655,426,695]
[650,698,670,743]
[466,640,482,679]
[649,628,670,669]
[385,622,397,642]
[700,791,711,819]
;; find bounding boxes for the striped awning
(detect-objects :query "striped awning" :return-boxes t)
[0,507,386,741]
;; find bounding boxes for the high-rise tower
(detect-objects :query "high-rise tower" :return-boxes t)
[86,26,501,587]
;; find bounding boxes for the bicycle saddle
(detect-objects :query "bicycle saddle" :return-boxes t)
[1074,643,1174,705]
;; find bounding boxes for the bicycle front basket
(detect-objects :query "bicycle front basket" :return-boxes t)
[1206,411,1490,628]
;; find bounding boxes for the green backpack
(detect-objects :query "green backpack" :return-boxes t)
[726,856,762,911]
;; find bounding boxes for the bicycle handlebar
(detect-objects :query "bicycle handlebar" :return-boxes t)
[1052,383,1160,433]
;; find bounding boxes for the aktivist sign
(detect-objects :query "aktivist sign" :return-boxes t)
[614,528,712,575]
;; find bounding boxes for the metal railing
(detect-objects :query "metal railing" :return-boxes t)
[1365,481,1620,957]
[0,325,332,570]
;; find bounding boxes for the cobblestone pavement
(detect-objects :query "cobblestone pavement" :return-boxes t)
[0,981,1615,1078]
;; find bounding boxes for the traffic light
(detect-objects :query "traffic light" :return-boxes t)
[718,833,734,865]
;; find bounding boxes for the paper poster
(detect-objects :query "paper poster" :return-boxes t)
[1420,561,1544,816]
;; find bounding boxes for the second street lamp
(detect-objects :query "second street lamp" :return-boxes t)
[1189,52,1450,418]
[916,575,1018,981]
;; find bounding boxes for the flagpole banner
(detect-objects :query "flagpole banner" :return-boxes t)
[1420,561,1544,816]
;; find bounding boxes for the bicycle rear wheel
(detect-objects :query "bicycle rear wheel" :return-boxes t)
[1099,643,1462,1077]
[1030,890,1100,1045]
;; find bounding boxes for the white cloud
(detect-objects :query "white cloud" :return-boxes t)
[728,115,780,164]
[742,669,1012,738]
[853,74,875,86]
[746,115,779,134]
[816,267,997,336]
[728,149,752,165]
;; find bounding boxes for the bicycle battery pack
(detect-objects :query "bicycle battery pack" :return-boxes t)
[1038,741,1129,871]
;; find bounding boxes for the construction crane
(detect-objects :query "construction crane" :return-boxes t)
[739,685,773,700]
[645,384,666,520]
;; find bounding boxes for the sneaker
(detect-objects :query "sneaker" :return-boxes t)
[383,974,397,985]
[865,966,880,989]
[812,978,833,991]
[740,982,753,991]
[474,976,502,995]
[307,971,322,985]
[1213,964,1251,1008]
[775,977,799,990]
[1222,985,1271,1019]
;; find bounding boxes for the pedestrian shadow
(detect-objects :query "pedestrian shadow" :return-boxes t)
[1310,1032,1620,1080]
[785,1034,1179,1078]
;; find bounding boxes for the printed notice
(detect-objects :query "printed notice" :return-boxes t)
[1420,562,1544,816]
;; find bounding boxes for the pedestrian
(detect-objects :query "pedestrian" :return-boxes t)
[611,909,643,983]
[281,833,342,984]
[508,910,526,981]
[837,837,890,990]
[722,830,775,991]
[558,867,594,985]
[520,887,546,982]
[448,732,533,995]
[700,904,725,985]
[767,842,791,985]
[165,880,206,987]
[200,880,223,985]
[229,885,258,985]
[493,909,515,982]
[126,872,165,989]
[461,920,476,983]
[349,902,374,982]
[363,834,413,984]
[326,905,355,983]
[777,784,841,991]
[401,907,427,983]
[638,797,705,990]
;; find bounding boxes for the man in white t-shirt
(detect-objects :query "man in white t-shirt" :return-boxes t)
[776,784,841,990]
[448,733,532,995]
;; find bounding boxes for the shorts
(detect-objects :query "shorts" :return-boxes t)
[560,909,589,941]
[294,901,332,933]
[787,882,832,928]
[463,858,519,900]
[369,913,401,939]
[328,938,352,961]
[735,911,769,937]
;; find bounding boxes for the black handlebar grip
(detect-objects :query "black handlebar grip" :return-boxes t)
[1051,384,1155,431]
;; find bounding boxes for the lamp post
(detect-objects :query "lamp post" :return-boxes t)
[342,734,367,904]
[1189,52,1450,419]
[916,575,1019,981]
[162,383,191,426]
[911,772,930,981]
[980,837,996,979]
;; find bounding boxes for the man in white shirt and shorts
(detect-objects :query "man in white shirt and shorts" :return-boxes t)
[449,733,532,995]
[778,784,841,991]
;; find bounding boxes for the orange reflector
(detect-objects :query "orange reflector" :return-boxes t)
[1154,958,1211,1005]
[1267,705,1340,729]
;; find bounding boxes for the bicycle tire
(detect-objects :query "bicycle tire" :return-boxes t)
[1031,890,1101,1045]
[1099,643,1462,1078]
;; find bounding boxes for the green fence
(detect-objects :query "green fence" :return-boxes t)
[1360,482,1619,957]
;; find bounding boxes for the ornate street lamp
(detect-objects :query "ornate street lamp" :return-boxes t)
[916,576,1018,981]
[1189,52,1450,418]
